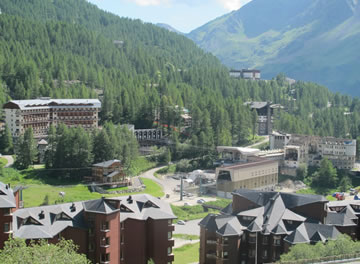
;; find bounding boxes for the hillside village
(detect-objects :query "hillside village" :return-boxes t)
[1,0,360,264]
[1,95,360,264]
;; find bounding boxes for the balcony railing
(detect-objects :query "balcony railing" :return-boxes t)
[206,240,217,245]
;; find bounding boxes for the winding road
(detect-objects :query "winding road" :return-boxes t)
[2,155,14,168]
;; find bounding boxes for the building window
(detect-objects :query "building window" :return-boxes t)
[3,208,11,215]
[3,222,12,233]
[101,237,110,247]
[168,247,172,255]
[88,227,94,236]
[263,249,268,258]
[89,242,94,252]
[223,251,228,259]
[120,250,124,260]
[223,237,229,244]
[101,221,109,231]
[121,222,125,229]
[101,253,110,263]
[248,249,256,258]
[263,236,269,245]
[243,216,254,221]
[121,234,124,244]
[168,231,172,239]
[273,235,281,246]
[249,233,257,243]
[168,219,172,225]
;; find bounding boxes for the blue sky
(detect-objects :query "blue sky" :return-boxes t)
[87,0,253,33]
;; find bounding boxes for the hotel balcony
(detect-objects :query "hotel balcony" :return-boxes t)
[206,239,217,245]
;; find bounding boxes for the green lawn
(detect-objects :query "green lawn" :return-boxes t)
[0,157,8,168]
[155,164,176,177]
[296,187,338,201]
[173,234,199,240]
[0,166,164,208]
[173,243,200,264]
[170,198,230,221]
[128,157,156,176]
[105,186,129,192]
[22,177,163,208]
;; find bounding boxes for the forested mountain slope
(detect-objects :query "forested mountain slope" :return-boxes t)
[0,0,360,152]
[188,0,360,96]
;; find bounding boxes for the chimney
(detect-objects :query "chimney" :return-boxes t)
[39,210,45,220]
[70,203,76,212]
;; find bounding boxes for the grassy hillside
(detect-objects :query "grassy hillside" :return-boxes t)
[188,0,360,96]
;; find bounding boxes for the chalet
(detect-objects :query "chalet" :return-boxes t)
[92,160,126,184]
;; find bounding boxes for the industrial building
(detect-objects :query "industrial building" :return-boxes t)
[215,147,279,198]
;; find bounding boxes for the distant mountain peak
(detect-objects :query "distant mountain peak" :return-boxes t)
[187,0,360,96]
[156,23,183,35]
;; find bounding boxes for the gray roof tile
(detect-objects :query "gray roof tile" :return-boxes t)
[0,182,16,208]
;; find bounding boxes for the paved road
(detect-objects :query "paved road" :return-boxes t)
[3,155,14,168]
[139,166,168,195]
[174,219,201,236]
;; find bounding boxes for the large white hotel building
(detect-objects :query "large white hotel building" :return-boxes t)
[3,98,101,138]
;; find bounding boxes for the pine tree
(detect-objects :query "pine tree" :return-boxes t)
[45,125,56,169]
[14,128,38,169]
[0,124,13,154]
[93,129,114,163]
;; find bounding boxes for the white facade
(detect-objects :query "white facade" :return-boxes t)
[276,132,357,170]
[3,99,101,138]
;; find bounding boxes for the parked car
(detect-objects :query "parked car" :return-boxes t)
[197,199,205,204]
[184,202,190,206]
[177,220,186,225]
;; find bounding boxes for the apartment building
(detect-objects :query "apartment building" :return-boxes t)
[229,69,261,80]
[199,189,357,264]
[0,181,176,264]
[244,102,283,136]
[3,98,101,138]
[0,182,23,249]
[216,147,279,198]
[270,132,356,170]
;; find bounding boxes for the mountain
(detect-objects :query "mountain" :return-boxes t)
[1,0,360,146]
[156,23,183,34]
[188,0,360,96]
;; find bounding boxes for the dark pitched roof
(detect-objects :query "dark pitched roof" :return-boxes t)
[216,216,244,237]
[199,214,218,231]
[13,202,86,239]
[232,189,327,209]
[202,189,345,247]
[83,198,119,214]
[325,212,357,227]
[221,203,233,215]
[0,182,16,208]
[200,214,244,237]
[109,194,176,222]
[284,222,340,245]
[271,221,288,235]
